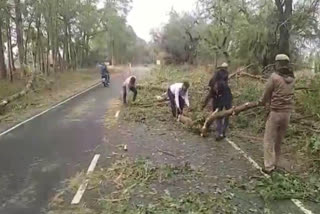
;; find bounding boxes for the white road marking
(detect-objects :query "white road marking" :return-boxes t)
[291,199,313,214]
[71,154,100,205]
[225,138,313,214]
[0,82,100,138]
[115,110,120,118]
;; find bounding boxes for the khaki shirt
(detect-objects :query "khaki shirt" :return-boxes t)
[261,72,295,112]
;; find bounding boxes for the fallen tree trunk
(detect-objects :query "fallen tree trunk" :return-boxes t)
[200,101,261,137]
[0,70,36,110]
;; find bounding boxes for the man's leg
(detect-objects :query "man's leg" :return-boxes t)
[168,89,177,117]
[263,111,278,172]
[178,96,185,115]
[275,112,290,168]
[222,104,232,137]
[123,86,127,104]
[106,73,110,83]
[216,107,224,140]
[130,87,137,102]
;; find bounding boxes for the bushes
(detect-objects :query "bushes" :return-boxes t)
[296,75,320,119]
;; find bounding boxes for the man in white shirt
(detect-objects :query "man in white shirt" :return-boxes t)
[123,76,137,104]
[167,81,190,117]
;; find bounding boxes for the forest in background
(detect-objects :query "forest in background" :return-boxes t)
[0,0,152,81]
[151,0,320,72]
[0,0,320,80]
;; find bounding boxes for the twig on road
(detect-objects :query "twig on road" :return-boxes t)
[156,147,176,157]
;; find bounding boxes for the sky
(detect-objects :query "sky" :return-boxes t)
[127,0,197,42]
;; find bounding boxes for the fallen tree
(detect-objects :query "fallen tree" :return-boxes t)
[0,70,36,111]
[200,101,261,137]
[176,101,262,137]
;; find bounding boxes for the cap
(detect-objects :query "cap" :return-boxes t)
[220,62,228,68]
[275,54,290,61]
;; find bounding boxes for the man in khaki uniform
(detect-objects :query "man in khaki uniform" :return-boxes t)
[260,54,295,173]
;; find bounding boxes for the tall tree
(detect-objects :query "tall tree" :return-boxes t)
[0,4,7,79]
[275,0,293,56]
[14,0,25,73]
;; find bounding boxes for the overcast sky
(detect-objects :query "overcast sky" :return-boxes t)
[127,0,196,42]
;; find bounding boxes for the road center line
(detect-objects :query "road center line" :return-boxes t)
[71,154,100,205]
[115,110,120,118]
[225,138,313,214]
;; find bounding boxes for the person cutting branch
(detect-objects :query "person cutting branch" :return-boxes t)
[167,82,190,118]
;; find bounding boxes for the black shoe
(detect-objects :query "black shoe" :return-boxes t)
[274,166,288,174]
[215,135,224,141]
[261,168,274,175]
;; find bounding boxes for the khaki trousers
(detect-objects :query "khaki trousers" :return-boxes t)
[263,111,290,171]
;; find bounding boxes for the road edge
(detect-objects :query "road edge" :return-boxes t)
[0,81,101,138]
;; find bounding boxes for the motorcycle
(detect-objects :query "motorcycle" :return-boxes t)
[101,74,110,87]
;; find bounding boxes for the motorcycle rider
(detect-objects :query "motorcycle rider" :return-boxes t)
[98,62,110,86]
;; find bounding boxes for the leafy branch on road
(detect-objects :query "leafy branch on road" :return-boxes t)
[48,157,238,214]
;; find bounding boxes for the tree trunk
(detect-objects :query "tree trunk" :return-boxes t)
[24,21,33,65]
[14,0,25,74]
[63,20,70,68]
[275,0,292,56]
[36,15,43,73]
[0,22,7,79]
[6,17,13,82]
[46,32,50,75]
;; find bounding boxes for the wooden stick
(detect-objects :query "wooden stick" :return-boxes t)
[177,115,194,127]
[156,147,176,157]
[229,64,253,79]
[240,72,266,82]
[136,85,166,91]
[295,87,318,92]
[201,101,261,137]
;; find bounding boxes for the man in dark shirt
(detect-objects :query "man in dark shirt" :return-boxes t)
[203,63,232,141]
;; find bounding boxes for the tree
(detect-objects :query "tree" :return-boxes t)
[151,10,201,64]
[14,0,25,73]
[275,0,292,56]
[0,3,7,79]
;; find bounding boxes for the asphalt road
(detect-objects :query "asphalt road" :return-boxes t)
[0,68,140,214]
[0,66,317,214]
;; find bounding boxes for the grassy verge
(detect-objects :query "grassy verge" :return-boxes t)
[121,66,320,170]
[120,65,320,204]
[48,157,238,214]
[0,69,99,130]
[0,79,25,100]
[121,66,210,132]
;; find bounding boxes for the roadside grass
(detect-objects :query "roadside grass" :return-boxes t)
[255,172,320,203]
[0,69,99,126]
[121,66,210,132]
[120,66,320,204]
[48,157,238,214]
[237,171,320,204]
[230,73,320,203]
[0,79,25,100]
[121,66,320,170]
